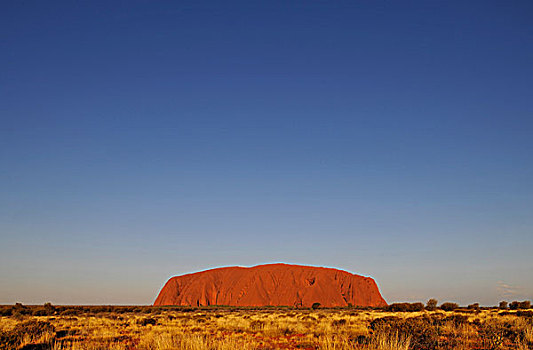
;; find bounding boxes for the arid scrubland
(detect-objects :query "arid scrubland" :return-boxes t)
[1,305,532,350]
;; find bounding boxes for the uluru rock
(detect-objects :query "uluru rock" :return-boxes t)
[154,263,387,307]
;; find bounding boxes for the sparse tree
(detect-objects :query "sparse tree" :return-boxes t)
[440,302,459,311]
[499,301,508,309]
[387,303,410,312]
[519,301,531,309]
[311,302,321,310]
[411,302,425,311]
[426,298,438,311]
[468,303,480,311]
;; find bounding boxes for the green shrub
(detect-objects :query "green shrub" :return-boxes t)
[440,302,459,311]
[468,303,480,311]
[519,300,531,309]
[410,302,425,311]
[311,302,321,310]
[386,302,424,312]
[508,300,530,310]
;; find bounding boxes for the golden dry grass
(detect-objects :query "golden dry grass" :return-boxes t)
[1,308,532,350]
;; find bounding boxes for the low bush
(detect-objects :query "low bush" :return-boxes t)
[249,320,265,331]
[426,299,438,311]
[386,302,425,312]
[370,315,444,350]
[0,320,55,350]
[0,306,13,316]
[440,302,459,311]
[444,314,469,326]
[331,318,347,327]
[311,302,321,310]
[137,317,158,326]
[510,301,531,310]
[468,303,480,311]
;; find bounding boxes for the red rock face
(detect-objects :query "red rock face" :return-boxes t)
[154,263,387,307]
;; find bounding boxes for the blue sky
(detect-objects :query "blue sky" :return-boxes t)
[1,1,532,305]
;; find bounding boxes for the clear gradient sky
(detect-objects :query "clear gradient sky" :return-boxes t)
[1,1,532,306]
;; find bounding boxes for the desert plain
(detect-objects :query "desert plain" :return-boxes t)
[1,303,532,350]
